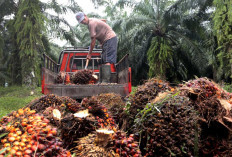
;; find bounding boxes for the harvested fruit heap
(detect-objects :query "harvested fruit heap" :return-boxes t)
[3,76,232,157]
[71,69,96,84]
[129,78,172,111]
[28,94,63,113]
[179,77,232,156]
[81,97,117,130]
[121,78,173,132]
[0,108,71,157]
[92,93,125,125]
[133,95,199,157]
[74,129,141,157]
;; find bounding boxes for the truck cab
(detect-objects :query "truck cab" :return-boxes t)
[42,47,131,99]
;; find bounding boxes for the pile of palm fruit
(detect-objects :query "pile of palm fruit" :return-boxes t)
[2,77,232,156]
[74,130,141,157]
[179,77,232,156]
[0,108,71,157]
[134,95,200,156]
[120,78,174,132]
[81,97,117,130]
[59,111,96,149]
[56,69,97,85]
[91,93,125,126]
[71,69,97,84]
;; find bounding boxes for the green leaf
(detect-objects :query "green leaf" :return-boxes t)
[0,132,8,138]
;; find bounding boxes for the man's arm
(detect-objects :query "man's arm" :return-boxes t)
[87,37,96,60]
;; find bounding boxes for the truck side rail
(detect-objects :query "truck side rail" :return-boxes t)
[43,53,58,73]
[116,54,129,72]
[115,54,129,84]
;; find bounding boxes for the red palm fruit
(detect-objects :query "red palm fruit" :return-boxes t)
[24,149,33,155]
[121,151,127,157]
[121,139,127,146]
[131,143,138,147]
[15,151,22,156]
[38,144,46,151]
[50,128,57,136]
[130,149,136,155]
[55,146,61,151]
[127,138,133,143]
[10,149,16,155]
[57,142,63,146]
[124,147,130,152]
[43,118,50,123]
[116,148,120,153]
[45,149,52,156]
[115,140,120,147]
[31,145,38,152]
[46,133,53,140]
[136,150,141,154]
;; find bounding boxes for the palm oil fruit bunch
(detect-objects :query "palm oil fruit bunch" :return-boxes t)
[197,96,226,122]
[130,78,172,111]
[136,96,199,157]
[74,133,114,157]
[29,94,63,113]
[60,96,82,113]
[0,108,71,157]
[71,69,95,84]
[92,93,125,125]
[198,135,232,156]
[196,97,232,156]
[112,130,141,157]
[56,71,66,84]
[180,77,231,101]
[82,97,116,130]
[59,113,96,149]
[122,78,173,133]
[0,116,12,134]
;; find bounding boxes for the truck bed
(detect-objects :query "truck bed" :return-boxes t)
[42,51,131,99]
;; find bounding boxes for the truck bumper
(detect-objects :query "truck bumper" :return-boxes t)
[44,84,129,99]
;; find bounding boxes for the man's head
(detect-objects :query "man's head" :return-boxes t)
[76,12,88,25]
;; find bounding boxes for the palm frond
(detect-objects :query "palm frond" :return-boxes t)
[123,15,155,31]
[134,1,155,19]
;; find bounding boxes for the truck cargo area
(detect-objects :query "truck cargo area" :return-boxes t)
[42,47,131,99]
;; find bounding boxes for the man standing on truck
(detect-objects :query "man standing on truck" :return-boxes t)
[75,12,117,83]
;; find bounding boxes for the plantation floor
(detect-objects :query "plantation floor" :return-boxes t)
[0,86,43,118]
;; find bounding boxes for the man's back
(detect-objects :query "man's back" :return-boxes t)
[88,18,116,44]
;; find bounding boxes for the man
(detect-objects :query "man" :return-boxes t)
[75,12,117,83]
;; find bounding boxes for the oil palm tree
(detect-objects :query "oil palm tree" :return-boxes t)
[114,0,214,82]
[213,0,232,82]
[41,0,82,47]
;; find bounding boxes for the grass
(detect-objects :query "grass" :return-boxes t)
[0,86,43,118]
[131,86,137,95]
[223,84,232,93]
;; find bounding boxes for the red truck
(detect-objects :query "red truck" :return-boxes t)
[41,47,131,99]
